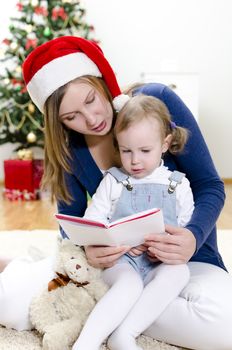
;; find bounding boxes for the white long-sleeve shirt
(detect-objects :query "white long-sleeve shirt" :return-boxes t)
[84,162,194,228]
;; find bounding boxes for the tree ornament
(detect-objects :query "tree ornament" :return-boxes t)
[28,103,35,114]
[26,38,38,50]
[34,6,48,16]
[52,7,67,20]
[43,27,51,36]
[16,3,23,11]
[27,131,37,143]
[16,66,22,74]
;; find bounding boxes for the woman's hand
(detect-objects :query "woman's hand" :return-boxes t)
[144,224,196,264]
[84,245,130,268]
[128,244,147,257]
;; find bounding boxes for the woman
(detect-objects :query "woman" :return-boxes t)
[1,36,232,349]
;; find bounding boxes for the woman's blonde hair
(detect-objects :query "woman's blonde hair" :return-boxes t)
[114,94,188,154]
[41,76,114,204]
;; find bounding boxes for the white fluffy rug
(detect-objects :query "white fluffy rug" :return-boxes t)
[0,229,231,350]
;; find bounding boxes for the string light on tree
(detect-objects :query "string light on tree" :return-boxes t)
[28,103,35,114]
[10,42,18,51]
[15,66,22,74]
[31,0,39,6]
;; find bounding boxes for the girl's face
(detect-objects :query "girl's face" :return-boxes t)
[117,117,171,178]
[59,80,113,135]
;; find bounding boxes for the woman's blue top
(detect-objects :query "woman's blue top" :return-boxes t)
[58,83,226,271]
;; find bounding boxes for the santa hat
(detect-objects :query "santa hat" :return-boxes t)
[22,36,130,113]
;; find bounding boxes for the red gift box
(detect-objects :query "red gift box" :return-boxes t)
[3,159,44,201]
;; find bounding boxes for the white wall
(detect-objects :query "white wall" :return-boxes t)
[0,1,15,38]
[0,0,231,180]
[83,0,232,178]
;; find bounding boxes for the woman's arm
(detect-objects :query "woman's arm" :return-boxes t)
[57,172,88,238]
[145,225,196,264]
[136,83,225,252]
[164,84,225,252]
[58,172,88,217]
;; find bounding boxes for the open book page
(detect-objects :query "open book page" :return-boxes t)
[55,208,165,247]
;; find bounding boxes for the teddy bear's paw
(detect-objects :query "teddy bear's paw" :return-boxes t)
[86,280,109,302]
[43,330,70,350]
[43,318,83,350]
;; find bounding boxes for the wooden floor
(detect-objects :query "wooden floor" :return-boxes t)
[0,184,231,231]
[0,190,58,231]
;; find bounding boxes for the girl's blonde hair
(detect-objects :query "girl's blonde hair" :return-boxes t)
[114,94,188,154]
[41,76,114,204]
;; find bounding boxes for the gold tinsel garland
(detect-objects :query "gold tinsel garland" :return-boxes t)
[0,101,44,132]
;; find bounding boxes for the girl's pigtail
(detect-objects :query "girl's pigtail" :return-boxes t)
[169,122,189,154]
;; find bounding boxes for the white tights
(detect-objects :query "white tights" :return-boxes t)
[72,262,189,350]
[1,259,232,350]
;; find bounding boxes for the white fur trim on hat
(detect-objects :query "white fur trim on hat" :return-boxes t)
[113,94,130,112]
[27,52,102,112]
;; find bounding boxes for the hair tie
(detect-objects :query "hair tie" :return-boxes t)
[170,121,177,129]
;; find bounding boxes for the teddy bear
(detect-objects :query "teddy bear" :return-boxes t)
[29,238,109,350]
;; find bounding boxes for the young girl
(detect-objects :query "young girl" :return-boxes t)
[73,94,194,350]
[0,36,231,350]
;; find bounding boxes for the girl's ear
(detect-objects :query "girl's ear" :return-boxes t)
[162,134,172,153]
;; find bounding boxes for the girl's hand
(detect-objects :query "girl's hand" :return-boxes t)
[84,245,130,268]
[144,224,196,264]
[128,244,147,257]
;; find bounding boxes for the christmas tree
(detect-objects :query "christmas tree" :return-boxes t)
[0,0,96,150]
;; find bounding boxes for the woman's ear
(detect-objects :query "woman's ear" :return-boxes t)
[162,134,172,153]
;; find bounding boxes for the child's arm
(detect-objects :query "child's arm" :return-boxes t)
[84,173,122,225]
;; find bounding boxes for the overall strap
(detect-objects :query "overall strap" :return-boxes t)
[168,170,185,194]
[106,167,133,191]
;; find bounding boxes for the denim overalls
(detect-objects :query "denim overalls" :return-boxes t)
[107,167,185,280]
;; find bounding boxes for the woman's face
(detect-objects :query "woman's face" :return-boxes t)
[59,80,113,135]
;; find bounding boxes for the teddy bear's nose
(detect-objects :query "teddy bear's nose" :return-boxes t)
[76,264,81,270]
